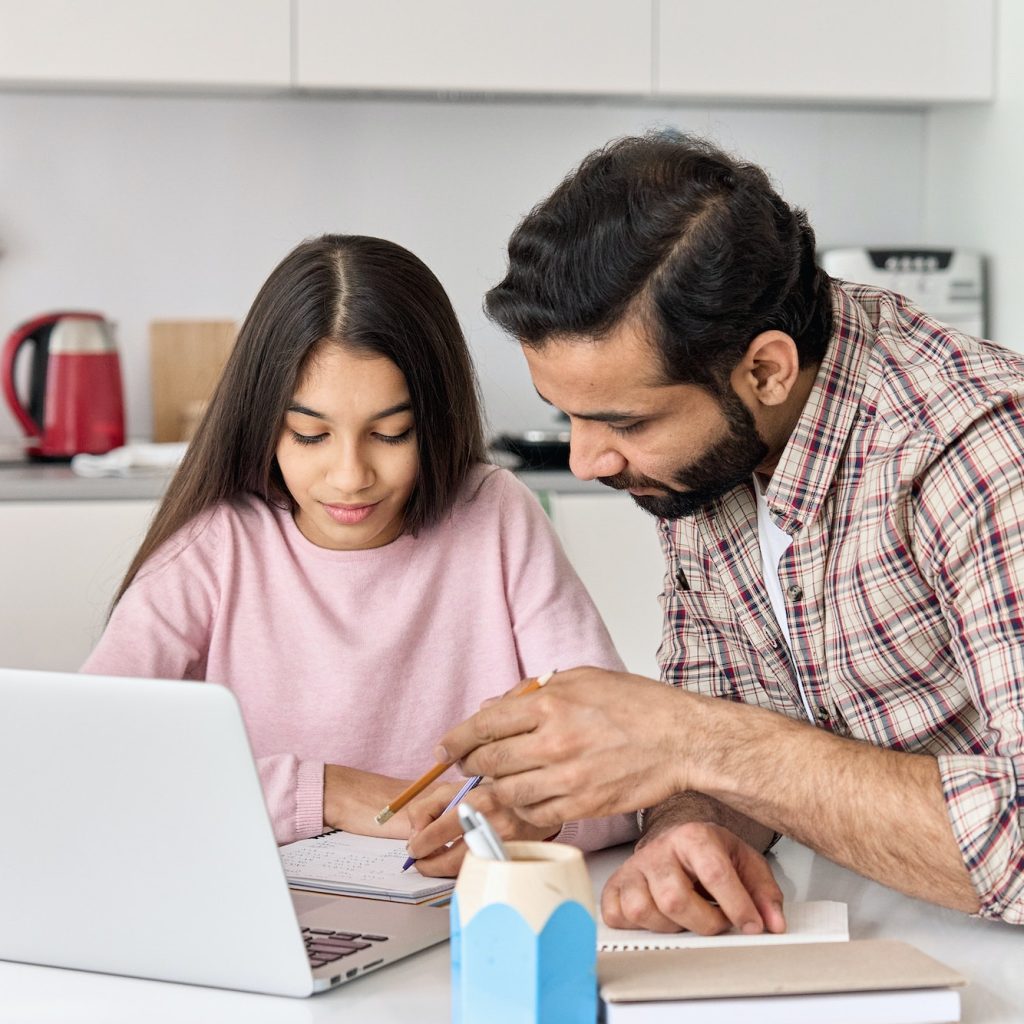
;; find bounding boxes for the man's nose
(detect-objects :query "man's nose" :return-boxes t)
[568,427,627,481]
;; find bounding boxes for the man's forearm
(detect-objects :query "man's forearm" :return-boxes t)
[685,696,980,914]
[641,791,776,854]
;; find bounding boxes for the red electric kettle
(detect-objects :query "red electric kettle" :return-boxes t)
[2,311,125,460]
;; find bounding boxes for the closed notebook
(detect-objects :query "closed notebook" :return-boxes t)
[279,831,454,903]
[598,939,966,1024]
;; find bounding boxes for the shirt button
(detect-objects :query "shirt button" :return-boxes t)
[787,585,803,601]
[817,705,830,722]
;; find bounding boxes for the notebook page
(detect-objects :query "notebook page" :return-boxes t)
[598,900,848,951]
[280,831,452,900]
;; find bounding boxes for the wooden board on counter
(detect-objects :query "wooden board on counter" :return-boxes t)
[150,320,236,442]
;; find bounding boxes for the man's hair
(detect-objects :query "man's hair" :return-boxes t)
[485,131,832,392]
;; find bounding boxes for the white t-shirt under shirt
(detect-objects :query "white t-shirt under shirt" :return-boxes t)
[752,473,815,725]
[83,464,635,850]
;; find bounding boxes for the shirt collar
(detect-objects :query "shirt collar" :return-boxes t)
[764,282,876,533]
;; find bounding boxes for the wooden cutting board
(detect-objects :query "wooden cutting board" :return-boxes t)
[149,320,237,442]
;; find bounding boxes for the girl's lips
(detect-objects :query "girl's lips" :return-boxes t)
[323,502,378,525]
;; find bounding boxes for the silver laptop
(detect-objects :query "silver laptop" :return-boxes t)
[0,667,450,997]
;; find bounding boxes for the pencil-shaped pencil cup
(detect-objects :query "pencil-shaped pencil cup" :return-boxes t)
[450,841,596,1024]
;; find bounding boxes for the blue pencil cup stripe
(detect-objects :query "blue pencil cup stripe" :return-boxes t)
[451,841,597,1024]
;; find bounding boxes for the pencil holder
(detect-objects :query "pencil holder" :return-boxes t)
[450,840,596,1024]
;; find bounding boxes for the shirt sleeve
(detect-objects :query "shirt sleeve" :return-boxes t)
[80,509,325,845]
[495,471,625,677]
[493,471,639,851]
[919,403,1024,923]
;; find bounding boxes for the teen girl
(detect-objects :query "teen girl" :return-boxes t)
[83,235,636,867]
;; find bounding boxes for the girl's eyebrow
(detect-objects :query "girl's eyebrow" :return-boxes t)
[286,400,413,422]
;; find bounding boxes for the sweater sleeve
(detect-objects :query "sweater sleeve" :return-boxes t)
[494,471,640,852]
[496,471,625,676]
[80,508,325,845]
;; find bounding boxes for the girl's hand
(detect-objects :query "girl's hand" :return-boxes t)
[323,764,443,839]
[403,780,559,877]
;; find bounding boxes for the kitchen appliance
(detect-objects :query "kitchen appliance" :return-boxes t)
[818,247,987,337]
[2,311,125,460]
[490,429,571,470]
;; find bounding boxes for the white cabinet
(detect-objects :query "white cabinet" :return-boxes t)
[547,491,666,680]
[0,0,291,89]
[0,0,995,103]
[656,0,994,104]
[294,0,652,95]
[0,500,157,671]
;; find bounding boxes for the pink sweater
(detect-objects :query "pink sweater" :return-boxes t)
[83,465,637,851]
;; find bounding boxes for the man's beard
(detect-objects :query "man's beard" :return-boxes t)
[599,390,769,518]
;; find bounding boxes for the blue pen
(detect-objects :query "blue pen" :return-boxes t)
[401,774,482,871]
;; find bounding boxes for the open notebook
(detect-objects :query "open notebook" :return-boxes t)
[599,900,848,951]
[279,831,455,903]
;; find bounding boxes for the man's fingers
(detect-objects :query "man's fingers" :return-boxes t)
[677,838,764,934]
[603,861,730,935]
[602,871,686,933]
[602,824,783,938]
[459,732,557,782]
[735,846,787,933]
[640,853,732,935]
[434,697,544,765]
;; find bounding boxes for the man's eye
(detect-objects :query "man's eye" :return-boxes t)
[609,421,644,436]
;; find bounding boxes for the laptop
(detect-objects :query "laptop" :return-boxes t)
[0,667,450,997]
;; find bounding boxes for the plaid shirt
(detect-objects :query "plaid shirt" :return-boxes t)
[657,282,1024,923]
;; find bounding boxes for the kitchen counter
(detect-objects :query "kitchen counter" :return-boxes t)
[0,462,171,501]
[0,462,605,502]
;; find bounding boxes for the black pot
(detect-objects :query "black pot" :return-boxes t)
[490,430,571,471]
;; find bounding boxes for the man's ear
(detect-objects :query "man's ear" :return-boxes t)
[731,331,800,407]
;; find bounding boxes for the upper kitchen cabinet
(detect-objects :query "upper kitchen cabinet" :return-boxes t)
[294,0,652,96]
[656,0,994,104]
[0,0,291,90]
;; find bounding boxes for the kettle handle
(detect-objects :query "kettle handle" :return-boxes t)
[2,311,105,440]
[1,314,55,438]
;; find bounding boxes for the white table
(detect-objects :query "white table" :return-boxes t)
[1,840,1020,1023]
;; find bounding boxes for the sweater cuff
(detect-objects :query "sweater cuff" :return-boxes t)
[550,820,580,845]
[295,760,326,840]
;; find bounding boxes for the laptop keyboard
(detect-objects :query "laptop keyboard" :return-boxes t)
[302,927,390,968]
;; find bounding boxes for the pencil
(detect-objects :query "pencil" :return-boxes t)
[374,670,556,825]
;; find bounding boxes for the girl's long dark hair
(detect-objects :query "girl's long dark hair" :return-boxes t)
[114,234,486,606]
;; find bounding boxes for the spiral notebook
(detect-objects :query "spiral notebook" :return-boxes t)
[598,900,848,951]
[279,830,455,904]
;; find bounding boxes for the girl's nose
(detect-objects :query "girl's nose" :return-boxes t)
[325,445,375,494]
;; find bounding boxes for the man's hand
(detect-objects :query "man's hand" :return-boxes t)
[434,667,690,828]
[601,822,786,935]
[403,781,557,877]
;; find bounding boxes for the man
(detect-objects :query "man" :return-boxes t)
[406,131,1024,931]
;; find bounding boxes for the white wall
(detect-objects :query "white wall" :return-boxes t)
[0,90,927,443]
[924,0,1022,348]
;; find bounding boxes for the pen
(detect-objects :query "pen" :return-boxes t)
[457,803,508,861]
[375,670,556,825]
[401,774,482,871]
